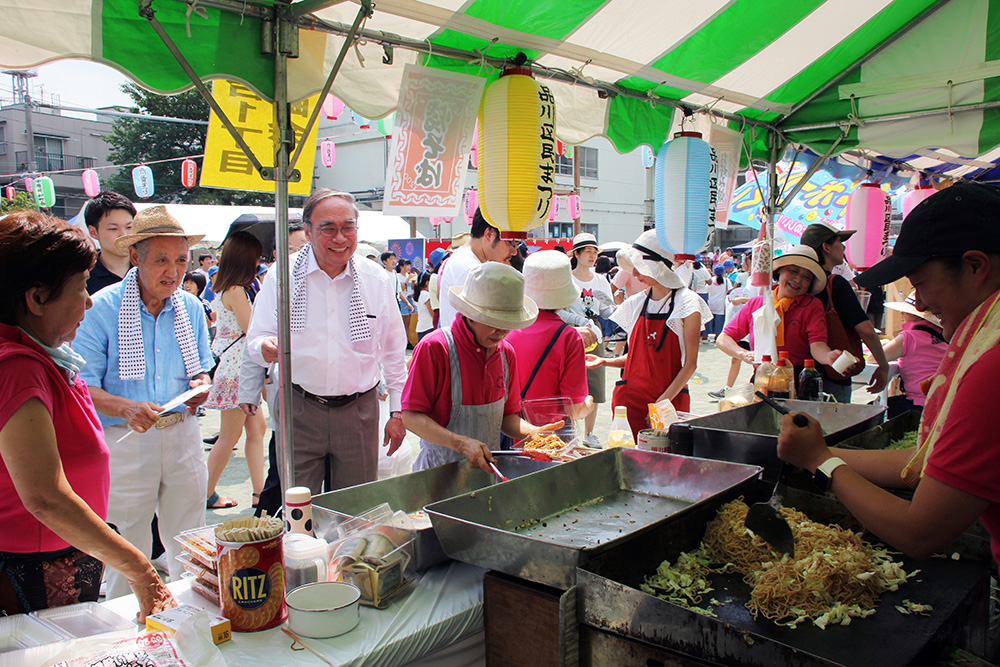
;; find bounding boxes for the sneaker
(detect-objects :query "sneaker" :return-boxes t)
[151,553,170,576]
[707,388,727,400]
[583,433,601,448]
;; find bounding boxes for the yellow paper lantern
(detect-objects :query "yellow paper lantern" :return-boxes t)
[477,66,556,239]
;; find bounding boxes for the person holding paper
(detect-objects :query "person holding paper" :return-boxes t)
[0,211,174,619]
[74,207,213,601]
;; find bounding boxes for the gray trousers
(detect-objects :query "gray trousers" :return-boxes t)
[282,387,379,495]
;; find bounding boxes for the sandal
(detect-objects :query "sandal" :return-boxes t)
[252,493,260,508]
[207,491,238,509]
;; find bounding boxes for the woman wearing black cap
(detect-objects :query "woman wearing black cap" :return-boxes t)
[778,182,1000,565]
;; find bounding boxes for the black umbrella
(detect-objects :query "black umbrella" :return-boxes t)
[226,212,303,261]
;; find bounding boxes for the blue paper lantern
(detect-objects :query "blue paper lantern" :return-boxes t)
[132,164,154,199]
[33,176,55,208]
[654,131,718,258]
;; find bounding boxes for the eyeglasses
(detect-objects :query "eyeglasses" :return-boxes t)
[312,221,358,238]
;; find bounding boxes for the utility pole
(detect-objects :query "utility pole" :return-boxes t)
[4,70,38,172]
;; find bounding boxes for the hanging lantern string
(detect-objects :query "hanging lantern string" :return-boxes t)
[0,154,206,187]
[468,38,498,77]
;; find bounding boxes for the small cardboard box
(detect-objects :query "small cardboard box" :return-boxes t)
[145,604,232,645]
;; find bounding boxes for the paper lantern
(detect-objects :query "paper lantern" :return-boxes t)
[902,184,935,219]
[132,164,155,199]
[654,131,718,257]
[5,186,15,201]
[477,67,557,238]
[430,216,442,227]
[557,140,567,157]
[845,182,891,269]
[82,169,101,197]
[321,140,336,168]
[33,176,55,208]
[464,189,478,222]
[548,194,561,222]
[24,177,33,193]
[469,119,478,169]
[180,159,197,189]
[322,95,344,120]
[567,193,582,220]
[376,113,394,138]
[641,145,655,169]
[351,111,370,129]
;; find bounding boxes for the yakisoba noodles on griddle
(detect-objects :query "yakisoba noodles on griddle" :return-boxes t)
[642,499,920,629]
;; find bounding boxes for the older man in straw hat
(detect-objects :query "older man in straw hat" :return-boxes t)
[75,205,214,599]
[402,262,560,471]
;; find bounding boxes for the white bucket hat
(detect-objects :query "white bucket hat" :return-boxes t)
[523,250,579,310]
[571,232,599,254]
[772,244,827,295]
[449,262,538,330]
[885,290,941,327]
[616,230,684,289]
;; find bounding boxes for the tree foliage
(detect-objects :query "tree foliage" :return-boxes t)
[0,191,37,215]
[104,83,273,205]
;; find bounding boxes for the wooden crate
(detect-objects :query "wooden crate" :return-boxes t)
[484,571,578,666]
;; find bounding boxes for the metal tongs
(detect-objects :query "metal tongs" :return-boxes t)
[744,392,809,556]
[486,461,510,482]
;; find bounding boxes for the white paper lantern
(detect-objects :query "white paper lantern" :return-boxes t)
[654,131,718,258]
[132,165,155,199]
[33,176,55,208]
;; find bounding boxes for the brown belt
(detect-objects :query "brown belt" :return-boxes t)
[154,412,186,428]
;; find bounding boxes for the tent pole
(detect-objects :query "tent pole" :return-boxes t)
[766,130,781,278]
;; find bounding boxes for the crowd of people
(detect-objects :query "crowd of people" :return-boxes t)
[2,182,997,623]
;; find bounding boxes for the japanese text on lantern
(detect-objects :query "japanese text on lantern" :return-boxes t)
[536,85,556,218]
[201,80,318,195]
[707,146,719,222]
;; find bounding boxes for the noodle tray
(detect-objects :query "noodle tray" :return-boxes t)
[577,483,992,666]
[423,449,762,589]
[668,399,885,472]
[312,457,556,571]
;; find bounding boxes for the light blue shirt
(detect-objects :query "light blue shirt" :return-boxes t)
[75,281,214,428]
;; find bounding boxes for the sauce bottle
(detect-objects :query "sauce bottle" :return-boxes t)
[606,406,636,448]
[798,358,824,401]
[769,351,794,400]
[754,354,775,400]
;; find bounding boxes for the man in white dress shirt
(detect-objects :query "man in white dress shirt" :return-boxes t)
[245,190,408,494]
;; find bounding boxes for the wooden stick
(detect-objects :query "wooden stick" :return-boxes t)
[281,627,336,666]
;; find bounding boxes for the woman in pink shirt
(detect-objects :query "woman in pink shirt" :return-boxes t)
[880,292,948,418]
[0,211,173,619]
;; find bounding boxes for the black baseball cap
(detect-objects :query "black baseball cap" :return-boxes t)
[855,181,1000,288]
[800,220,857,251]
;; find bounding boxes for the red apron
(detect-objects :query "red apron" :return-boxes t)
[611,292,690,438]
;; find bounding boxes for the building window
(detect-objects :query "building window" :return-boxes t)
[0,124,6,154]
[548,222,574,238]
[581,223,599,238]
[553,146,598,179]
[34,135,64,171]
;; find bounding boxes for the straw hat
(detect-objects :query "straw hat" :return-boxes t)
[571,232,599,253]
[523,250,579,310]
[772,245,827,295]
[449,262,538,330]
[615,230,684,289]
[114,205,204,252]
[355,242,380,260]
[448,231,471,250]
[885,290,941,327]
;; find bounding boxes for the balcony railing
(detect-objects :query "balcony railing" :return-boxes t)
[14,151,97,172]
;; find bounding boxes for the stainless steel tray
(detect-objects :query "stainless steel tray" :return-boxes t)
[577,484,991,667]
[312,456,556,570]
[669,399,885,471]
[424,449,761,589]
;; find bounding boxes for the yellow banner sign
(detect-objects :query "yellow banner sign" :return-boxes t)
[201,81,318,195]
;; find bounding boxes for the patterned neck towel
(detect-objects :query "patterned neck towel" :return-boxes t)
[118,267,202,381]
[290,244,372,343]
[902,288,1000,487]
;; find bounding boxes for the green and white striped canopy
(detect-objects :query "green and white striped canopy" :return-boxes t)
[5,0,1000,172]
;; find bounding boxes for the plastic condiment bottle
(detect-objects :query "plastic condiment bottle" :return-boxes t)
[798,359,824,401]
[285,486,314,535]
[606,406,636,448]
[754,354,775,400]
[769,351,795,400]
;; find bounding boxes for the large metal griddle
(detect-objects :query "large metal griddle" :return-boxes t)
[311,456,556,570]
[577,483,991,667]
[424,449,762,589]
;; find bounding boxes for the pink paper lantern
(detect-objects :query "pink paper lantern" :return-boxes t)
[845,182,891,269]
[24,177,33,193]
[464,189,478,222]
[548,194,561,222]
[322,95,344,120]
[82,169,101,197]
[5,186,14,201]
[180,159,197,189]
[902,185,935,219]
[567,193,582,220]
[430,216,442,227]
[321,139,336,168]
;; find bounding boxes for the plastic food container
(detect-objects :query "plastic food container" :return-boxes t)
[0,614,67,653]
[285,582,361,638]
[33,602,135,638]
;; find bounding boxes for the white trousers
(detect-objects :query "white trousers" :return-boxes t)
[103,418,207,600]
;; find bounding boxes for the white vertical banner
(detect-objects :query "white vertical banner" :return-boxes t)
[383,64,485,216]
[707,122,744,230]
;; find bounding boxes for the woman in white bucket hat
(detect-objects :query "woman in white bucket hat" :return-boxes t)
[401,262,561,471]
[590,230,711,439]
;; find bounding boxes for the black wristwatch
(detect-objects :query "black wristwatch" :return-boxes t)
[813,457,847,492]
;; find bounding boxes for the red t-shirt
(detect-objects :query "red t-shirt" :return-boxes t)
[923,344,1000,565]
[722,293,827,366]
[505,311,588,405]
[401,314,522,428]
[0,325,110,553]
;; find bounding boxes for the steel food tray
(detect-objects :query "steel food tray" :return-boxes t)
[577,483,991,667]
[312,456,557,571]
[669,399,885,472]
[424,449,761,589]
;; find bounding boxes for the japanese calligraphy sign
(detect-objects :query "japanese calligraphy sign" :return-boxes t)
[383,65,485,216]
[201,80,319,195]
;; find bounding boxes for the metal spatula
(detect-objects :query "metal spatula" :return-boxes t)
[744,393,808,556]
